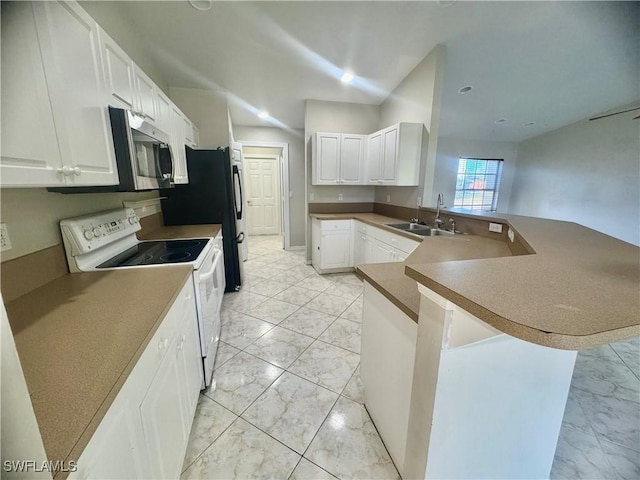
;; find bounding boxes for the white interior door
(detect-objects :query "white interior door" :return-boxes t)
[245,155,281,236]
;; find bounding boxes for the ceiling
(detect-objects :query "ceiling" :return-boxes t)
[100,1,638,142]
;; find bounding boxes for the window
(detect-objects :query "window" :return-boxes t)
[454,158,503,211]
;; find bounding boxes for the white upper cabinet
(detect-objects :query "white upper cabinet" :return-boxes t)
[156,91,173,138]
[312,132,365,185]
[183,117,194,147]
[366,131,383,184]
[0,1,63,186]
[382,126,399,183]
[192,126,200,148]
[171,106,189,184]
[99,27,135,111]
[340,134,365,184]
[133,65,158,122]
[32,1,119,186]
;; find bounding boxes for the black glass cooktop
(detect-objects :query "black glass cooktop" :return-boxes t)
[97,239,209,268]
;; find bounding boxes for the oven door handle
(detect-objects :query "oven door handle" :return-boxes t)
[199,249,221,282]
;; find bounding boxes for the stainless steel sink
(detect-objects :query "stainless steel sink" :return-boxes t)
[385,223,455,236]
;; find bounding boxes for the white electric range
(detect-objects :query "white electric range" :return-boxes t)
[60,208,225,389]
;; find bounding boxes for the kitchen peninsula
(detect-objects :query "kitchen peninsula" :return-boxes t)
[322,209,639,479]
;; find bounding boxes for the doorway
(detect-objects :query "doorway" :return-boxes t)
[239,142,291,250]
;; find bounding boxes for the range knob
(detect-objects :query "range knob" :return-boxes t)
[83,230,94,240]
[128,215,140,225]
[92,227,103,237]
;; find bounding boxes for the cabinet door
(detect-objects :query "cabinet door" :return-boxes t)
[156,91,173,139]
[363,235,376,264]
[366,132,382,184]
[134,65,158,122]
[382,126,399,183]
[312,219,321,270]
[354,234,366,267]
[140,338,187,480]
[171,106,189,184]
[374,240,395,263]
[315,133,340,184]
[340,134,364,184]
[193,126,200,148]
[320,230,351,269]
[0,1,63,186]
[34,1,118,186]
[183,117,194,147]
[99,28,135,110]
[177,307,202,429]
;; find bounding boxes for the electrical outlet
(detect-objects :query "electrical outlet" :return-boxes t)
[309,193,315,201]
[1,223,12,252]
[489,222,503,233]
[417,197,422,207]
[386,194,391,203]
[508,228,515,242]
[338,193,343,201]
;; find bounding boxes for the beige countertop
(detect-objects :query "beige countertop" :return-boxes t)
[5,266,193,470]
[138,223,222,240]
[314,211,639,350]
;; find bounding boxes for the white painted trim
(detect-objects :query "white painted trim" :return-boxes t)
[287,246,305,251]
[239,141,292,251]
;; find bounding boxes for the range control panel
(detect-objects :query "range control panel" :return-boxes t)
[60,208,141,255]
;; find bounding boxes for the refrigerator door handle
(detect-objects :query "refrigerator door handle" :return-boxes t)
[233,165,243,220]
[236,232,245,244]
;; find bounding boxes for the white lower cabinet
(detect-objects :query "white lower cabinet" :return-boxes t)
[69,280,200,480]
[313,219,419,272]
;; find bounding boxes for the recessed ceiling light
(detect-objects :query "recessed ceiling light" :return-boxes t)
[341,72,355,84]
[188,0,213,11]
[258,111,269,119]
[458,86,473,94]
[524,122,535,126]
[495,119,507,124]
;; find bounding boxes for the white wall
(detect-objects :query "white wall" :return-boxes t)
[233,125,305,247]
[0,189,158,262]
[169,87,229,149]
[433,137,519,213]
[508,106,640,246]
[375,45,445,209]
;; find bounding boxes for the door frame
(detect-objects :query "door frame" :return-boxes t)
[243,153,282,238]
[238,141,291,250]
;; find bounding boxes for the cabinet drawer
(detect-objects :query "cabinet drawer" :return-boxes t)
[377,230,420,254]
[320,219,352,232]
[355,221,370,235]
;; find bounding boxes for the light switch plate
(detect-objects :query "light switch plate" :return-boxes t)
[386,194,391,203]
[417,197,422,207]
[1,223,12,252]
[489,222,503,233]
[309,193,315,201]
[338,193,343,201]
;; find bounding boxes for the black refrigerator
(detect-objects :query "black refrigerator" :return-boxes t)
[160,147,244,292]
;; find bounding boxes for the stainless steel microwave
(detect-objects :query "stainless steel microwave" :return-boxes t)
[48,107,174,194]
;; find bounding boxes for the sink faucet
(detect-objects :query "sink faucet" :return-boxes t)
[434,192,445,227]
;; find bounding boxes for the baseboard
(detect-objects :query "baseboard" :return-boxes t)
[286,246,305,251]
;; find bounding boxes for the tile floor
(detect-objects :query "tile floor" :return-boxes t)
[181,235,639,479]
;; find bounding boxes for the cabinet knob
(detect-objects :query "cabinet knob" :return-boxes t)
[73,166,81,176]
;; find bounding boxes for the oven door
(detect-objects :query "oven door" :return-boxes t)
[193,245,225,388]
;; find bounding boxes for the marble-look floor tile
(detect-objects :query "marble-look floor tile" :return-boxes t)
[611,337,640,380]
[279,308,338,338]
[287,264,317,279]
[214,341,241,369]
[289,458,337,480]
[297,276,336,293]
[340,295,363,323]
[319,318,362,354]
[207,352,283,414]
[574,390,640,452]
[550,426,618,480]
[571,345,640,403]
[306,293,354,317]
[600,439,640,480]
[246,298,301,324]
[220,310,274,350]
[181,418,300,480]
[329,272,363,286]
[245,326,314,369]
[223,291,269,313]
[561,390,593,436]
[245,280,291,297]
[182,395,237,471]
[274,286,321,306]
[323,283,363,302]
[342,366,364,404]
[305,396,399,480]
[271,269,312,285]
[242,372,338,454]
[288,341,359,393]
